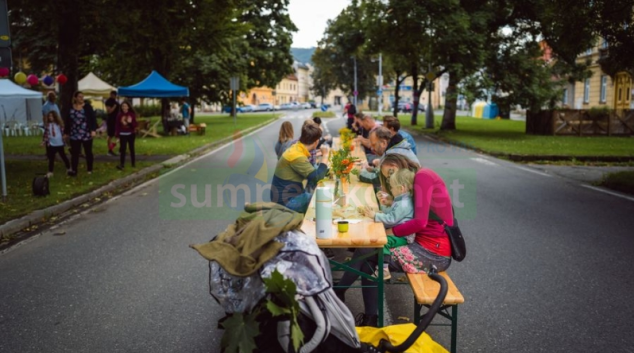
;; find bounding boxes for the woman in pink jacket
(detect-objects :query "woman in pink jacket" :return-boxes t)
[334,154,454,327]
[115,101,138,170]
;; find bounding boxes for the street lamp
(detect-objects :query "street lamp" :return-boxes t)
[372,54,384,114]
[352,56,358,107]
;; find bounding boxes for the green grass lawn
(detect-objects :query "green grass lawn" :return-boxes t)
[2,113,278,156]
[599,171,634,195]
[312,111,335,118]
[0,160,154,227]
[0,113,278,228]
[397,115,634,157]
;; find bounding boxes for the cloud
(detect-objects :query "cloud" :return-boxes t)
[289,0,351,48]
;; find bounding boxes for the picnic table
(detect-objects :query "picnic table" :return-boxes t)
[301,137,388,326]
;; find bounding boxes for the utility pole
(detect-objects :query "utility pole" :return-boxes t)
[353,57,358,107]
[378,53,383,114]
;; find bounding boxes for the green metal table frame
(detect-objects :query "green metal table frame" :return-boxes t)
[414,302,459,353]
[329,248,384,327]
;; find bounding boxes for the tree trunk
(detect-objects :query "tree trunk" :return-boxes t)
[411,65,419,126]
[393,72,405,118]
[190,96,196,124]
[441,73,459,130]
[57,3,81,120]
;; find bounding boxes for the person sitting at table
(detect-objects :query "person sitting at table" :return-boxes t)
[382,116,418,156]
[360,168,416,281]
[275,121,295,159]
[312,117,332,148]
[270,123,328,213]
[353,113,380,163]
[334,154,453,327]
[359,126,418,187]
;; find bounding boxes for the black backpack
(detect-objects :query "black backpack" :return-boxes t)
[347,104,356,115]
[429,208,466,262]
[32,174,50,197]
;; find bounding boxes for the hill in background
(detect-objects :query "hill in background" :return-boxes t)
[291,47,316,65]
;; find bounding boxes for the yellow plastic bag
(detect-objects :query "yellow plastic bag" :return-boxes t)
[356,324,449,353]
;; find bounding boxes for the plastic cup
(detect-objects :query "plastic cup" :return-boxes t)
[337,220,349,233]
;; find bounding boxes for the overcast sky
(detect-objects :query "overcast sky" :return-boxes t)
[289,0,350,48]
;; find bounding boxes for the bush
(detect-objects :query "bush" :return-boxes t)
[134,104,162,117]
[587,106,611,118]
[312,111,335,118]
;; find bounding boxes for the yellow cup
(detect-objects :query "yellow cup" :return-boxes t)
[337,220,349,233]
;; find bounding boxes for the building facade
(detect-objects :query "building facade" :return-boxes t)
[567,38,633,111]
[274,74,299,105]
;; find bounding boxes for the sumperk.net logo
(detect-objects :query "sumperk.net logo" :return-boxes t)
[159,134,477,221]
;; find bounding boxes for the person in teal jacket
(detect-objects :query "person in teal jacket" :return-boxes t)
[271,123,328,213]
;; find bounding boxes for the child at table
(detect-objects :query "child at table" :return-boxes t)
[360,168,415,280]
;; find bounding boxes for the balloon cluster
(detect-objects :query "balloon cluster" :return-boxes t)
[11,72,68,86]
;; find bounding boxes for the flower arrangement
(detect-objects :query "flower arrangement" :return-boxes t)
[338,127,355,149]
[329,146,359,180]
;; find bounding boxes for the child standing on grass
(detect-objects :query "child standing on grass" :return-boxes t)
[42,111,71,178]
[360,168,416,280]
[115,101,138,170]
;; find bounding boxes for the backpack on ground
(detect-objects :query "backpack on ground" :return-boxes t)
[32,174,50,197]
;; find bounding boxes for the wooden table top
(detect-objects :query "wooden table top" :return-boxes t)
[302,139,386,248]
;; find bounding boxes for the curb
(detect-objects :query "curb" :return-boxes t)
[0,116,280,242]
[405,127,634,163]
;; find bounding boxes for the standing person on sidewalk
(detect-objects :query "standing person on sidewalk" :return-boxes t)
[42,111,71,177]
[64,91,97,177]
[181,98,191,134]
[105,90,120,156]
[42,92,61,124]
[115,101,138,170]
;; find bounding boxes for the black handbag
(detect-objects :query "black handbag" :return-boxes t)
[429,208,466,262]
[32,174,50,197]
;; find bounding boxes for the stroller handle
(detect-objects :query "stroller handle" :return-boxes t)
[377,267,449,353]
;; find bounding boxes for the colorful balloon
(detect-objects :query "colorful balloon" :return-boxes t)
[0,67,9,77]
[56,74,68,85]
[27,74,39,86]
[42,75,54,86]
[15,72,27,84]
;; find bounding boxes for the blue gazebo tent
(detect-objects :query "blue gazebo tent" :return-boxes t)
[118,70,189,98]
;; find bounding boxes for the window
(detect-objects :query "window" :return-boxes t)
[562,88,568,105]
[583,78,590,103]
[585,48,593,56]
[600,76,607,103]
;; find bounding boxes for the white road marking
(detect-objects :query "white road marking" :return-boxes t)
[513,165,552,177]
[580,184,634,202]
[470,157,498,166]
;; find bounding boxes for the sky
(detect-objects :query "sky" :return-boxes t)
[288,0,351,48]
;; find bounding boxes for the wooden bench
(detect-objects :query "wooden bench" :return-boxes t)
[406,272,464,353]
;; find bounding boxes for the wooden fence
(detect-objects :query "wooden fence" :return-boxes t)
[526,109,634,136]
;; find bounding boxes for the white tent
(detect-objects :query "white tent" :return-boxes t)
[78,72,116,98]
[0,79,42,125]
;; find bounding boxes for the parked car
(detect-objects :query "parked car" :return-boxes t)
[253,103,275,112]
[309,102,317,108]
[393,101,425,113]
[237,104,255,113]
[300,102,312,109]
[280,103,293,110]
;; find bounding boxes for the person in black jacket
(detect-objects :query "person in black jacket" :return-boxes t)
[63,91,97,176]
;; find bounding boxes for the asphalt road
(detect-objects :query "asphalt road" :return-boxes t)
[1,109,634,353]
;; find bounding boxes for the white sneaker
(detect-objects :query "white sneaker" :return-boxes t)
[46,172,53,178]
[374,266,391,281]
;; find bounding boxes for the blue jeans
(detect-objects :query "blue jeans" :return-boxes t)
[284,192,313,213]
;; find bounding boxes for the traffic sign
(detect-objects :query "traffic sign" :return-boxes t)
[353,90,358,96]
[377,89,383,95]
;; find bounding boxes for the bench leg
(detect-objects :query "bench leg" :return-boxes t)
[450,305,458,353]
[414,299,421,324]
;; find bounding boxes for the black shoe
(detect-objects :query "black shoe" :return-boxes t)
[355,313,378,327]
[116,165,124,171]
[108,150,118,157]
[67,170,77,177]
